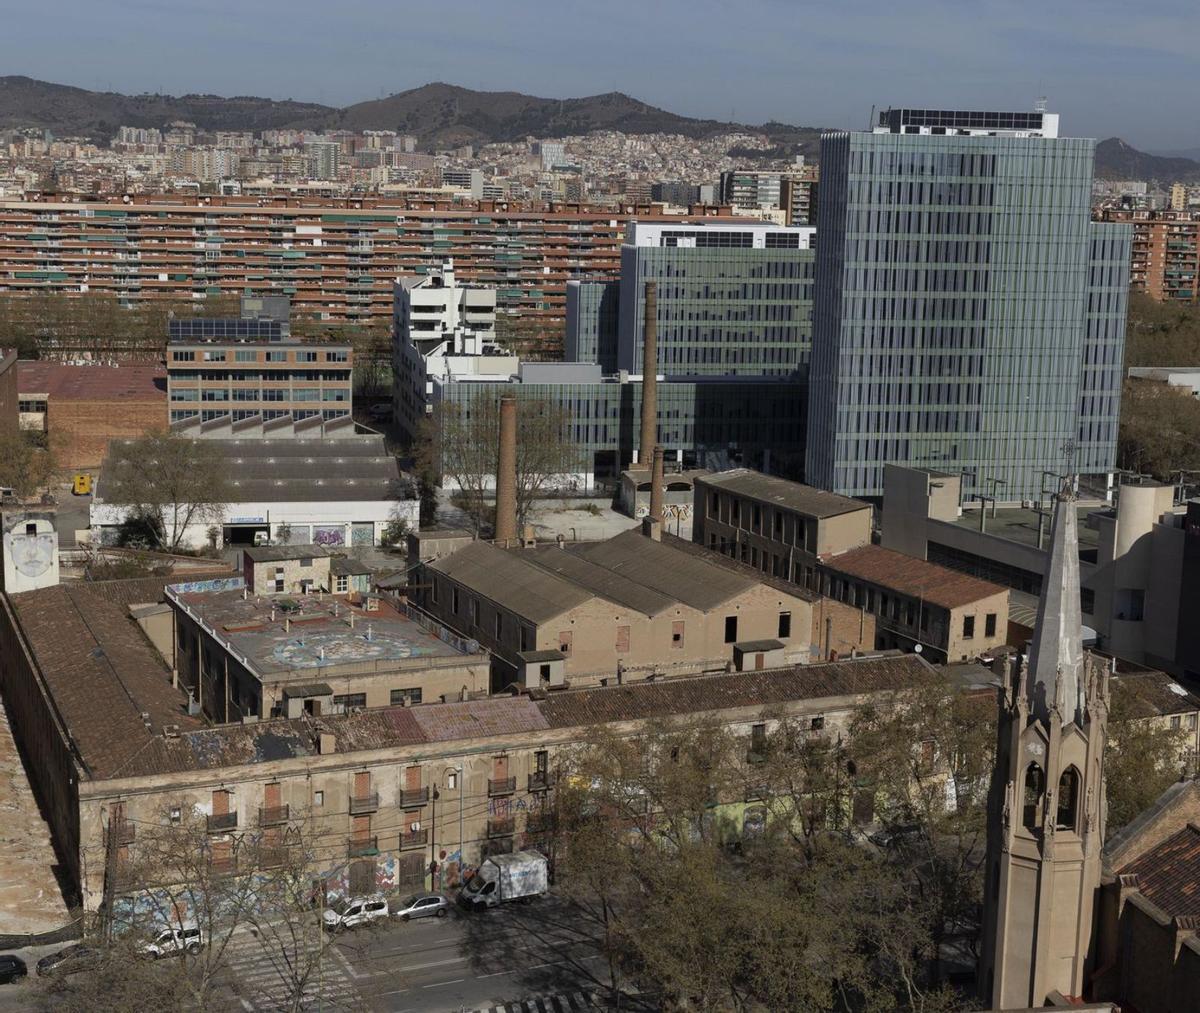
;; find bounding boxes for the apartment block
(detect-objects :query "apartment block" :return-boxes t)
[1099,208,1200,303]
[0,195,738,344]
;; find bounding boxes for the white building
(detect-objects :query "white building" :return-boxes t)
[90,436,416,550]
[1128,366,1200,398]
[392,261,505,441]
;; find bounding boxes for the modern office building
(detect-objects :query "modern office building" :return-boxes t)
[0,195,735,347]
[564,279,620,371]
[617,221,816,378]
[807,106,1131,501]
[1098,208,1200,303]
[719,170,784,210]
[166,298,353,427]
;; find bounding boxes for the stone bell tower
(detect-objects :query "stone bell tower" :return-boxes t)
[979,482,1109,1008]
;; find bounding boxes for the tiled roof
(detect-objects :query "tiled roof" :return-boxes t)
[661,533,819,603]
[697,469,870,519]
[522,544,675,617]
[820,544,1006,610]
[17,361,165,401]
[410,697,549,741]
[1121,824,1200,918]
[8,582,202,779]
[1112,671,1200,719]
[538,654,936,728]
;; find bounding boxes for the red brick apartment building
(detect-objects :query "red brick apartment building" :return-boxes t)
[1098,208,1200,302]
[0,194,738,339]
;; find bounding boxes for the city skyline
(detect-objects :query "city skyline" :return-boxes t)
[1,0,1198,151]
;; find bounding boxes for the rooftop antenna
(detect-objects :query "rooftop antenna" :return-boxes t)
[1035,96,1048,114]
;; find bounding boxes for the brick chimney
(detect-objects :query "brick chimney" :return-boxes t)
[495,395,519,546]
[649,444,665,526]
[638,281,657,465]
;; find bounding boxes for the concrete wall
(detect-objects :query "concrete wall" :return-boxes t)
[245,556,333,596]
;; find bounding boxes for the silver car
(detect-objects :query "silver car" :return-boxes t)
[395,893,450,921]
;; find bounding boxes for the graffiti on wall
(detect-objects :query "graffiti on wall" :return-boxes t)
[313,526,346,546]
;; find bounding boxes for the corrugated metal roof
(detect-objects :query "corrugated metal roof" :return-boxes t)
[697,469,870,519]
[429,541,591,624]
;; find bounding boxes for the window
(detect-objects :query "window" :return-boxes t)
[169,806,182,823]
[470,599,480,627]
[335,575,348,593]
[985,613,997,637]
[752,504,762,531]
[1171,715,1181,730]
[326,350,349,362]
[452,587,460,614]
[671,620,685,648]
[920,740,936,770]
[18,399,46,413]
[962,615,975,639]
[314,791,324,806]
[520,626,533,652]
[558,630,573,655]
[172,350,195,361]
[300,557,313,567]
[266,350,287,362]
[750,723,767,757]
[1023,764,1044,830]
[235,350,257,362]
[333,693,366,711]
[1056,767,1080,830]
[297,350,318,362]
[616,625,630,653]
[778,611,791,638]
[773,511,783,537]
[810,715,825,732]
[494,612,503,639]
[390,688,422,706]
[539,663,551,682]
[724,616,738,643]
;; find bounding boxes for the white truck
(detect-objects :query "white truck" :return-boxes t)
[459,851,549,911]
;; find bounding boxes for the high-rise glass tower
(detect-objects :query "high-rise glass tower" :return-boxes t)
[806,108,1130,501]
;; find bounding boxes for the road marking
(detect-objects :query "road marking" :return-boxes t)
[332,945,365,980]
[476,968,514,978]
[422,977,465,987]
[395,954,469,973]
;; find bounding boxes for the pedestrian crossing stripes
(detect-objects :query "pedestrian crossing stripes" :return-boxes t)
[476,992,602,1013]
[222,932,360,1011]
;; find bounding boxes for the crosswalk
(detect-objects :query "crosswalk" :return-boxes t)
[474,992,603,1013]
[222,931,361,1011]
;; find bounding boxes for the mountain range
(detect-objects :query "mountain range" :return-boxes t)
[1,76,1197,180]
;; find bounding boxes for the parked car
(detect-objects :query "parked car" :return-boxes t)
[0,955,27,984]
[395,893,450,921]
[36,943,100,977]
[322,894,390,932]
[868,823,924,851]
[140,926,205,958]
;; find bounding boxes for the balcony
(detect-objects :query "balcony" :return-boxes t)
[210,855,238,877]
[348,836,379,858]
[400,828,428,851]
[258,805,290,827]
[257,845,290,870]
[110,820,136,846]
[488,777,516,798]
[349,792,380,815]
[527,772,556,793]
[206,812,238,834]
[487,817,515,839]
[399,787,429,809]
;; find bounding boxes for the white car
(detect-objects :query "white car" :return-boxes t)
[141,926,205,959]
[322,894,390,932]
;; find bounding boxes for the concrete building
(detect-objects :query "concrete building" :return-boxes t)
[564,279,620,372]
[1128,365,1200,398]
[167,300,352,428]
[617,220,816,378]
[16,361,166,469]
[91,435,415,549]
[1099,208,1200,303]
[980,484,1110,1007]
[807,106,1130,501]
[168,575,489,722]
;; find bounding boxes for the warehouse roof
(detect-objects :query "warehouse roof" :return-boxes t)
[697,469,870,519]
[820,544,1006,610]
[17,361,166,401]
[522,544,676,617]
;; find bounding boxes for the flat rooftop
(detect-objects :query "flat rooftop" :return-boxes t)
[169,583,472,678]
[949,505,1100,555]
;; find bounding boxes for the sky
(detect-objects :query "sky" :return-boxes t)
[3,0,1199,152]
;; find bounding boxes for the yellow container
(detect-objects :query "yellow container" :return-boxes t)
[72,473,92,496]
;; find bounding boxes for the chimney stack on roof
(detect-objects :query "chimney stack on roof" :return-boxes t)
[649,444,665,526]
[495,395,519,546]
[639,281,658,465]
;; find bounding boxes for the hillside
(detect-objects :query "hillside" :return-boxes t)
[1095,137,1200,182]
[0,76,824,155]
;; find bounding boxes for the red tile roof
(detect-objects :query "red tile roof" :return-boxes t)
[820,544,1006,610]
[17,361,165,401]
[1121,824,1200,918]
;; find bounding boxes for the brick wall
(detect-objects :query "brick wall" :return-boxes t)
[811,596,876,660]
[48,398,165,470]
[0,351,17,431]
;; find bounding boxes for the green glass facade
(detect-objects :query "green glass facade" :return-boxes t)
[808,129,1129,500]
[564,280,620,372]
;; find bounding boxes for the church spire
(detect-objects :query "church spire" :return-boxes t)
[1026,480,1085,725]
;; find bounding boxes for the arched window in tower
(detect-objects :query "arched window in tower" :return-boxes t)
[1057,766,1080,831]
[1023,763,1044,830]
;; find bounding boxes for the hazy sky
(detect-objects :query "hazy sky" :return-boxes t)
[4,0,1198,151]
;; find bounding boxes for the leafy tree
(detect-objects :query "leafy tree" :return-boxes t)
[1118,379,1200,480]
[1124,291,1200,368]
[99,433,231,552]
[1105,676,1190,831]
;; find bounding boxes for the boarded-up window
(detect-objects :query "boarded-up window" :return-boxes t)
[615,625,631,653]
[264,782,281,809]
[671,621,685,649]
[350,859,375,895]
[396,852,425,890]
[351,815,371,842]
[405,765,422,791]
[558,631,573,655]
[492,755,509,781]
[354,771,371,799]
[212,790,230,815]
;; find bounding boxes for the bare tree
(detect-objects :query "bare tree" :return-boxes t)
[416,396,578,534]
[0,425,58,499]
[99,433,231,552]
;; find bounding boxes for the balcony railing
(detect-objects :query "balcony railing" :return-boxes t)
[206,812,238,834]
[527,772,557,793]
[110,820,136,845]
[258,805,290,826]
[348,836,379,858]
[349,792,380,815]
[399,787,429,809]
[210,855,238,877]
[400,828,429,851]
[488,777,516,798]
[487,817,515,839]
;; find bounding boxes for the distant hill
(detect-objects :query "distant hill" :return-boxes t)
[0,76,824,156]
[1095,137,1200,182]
[0,76,333,140]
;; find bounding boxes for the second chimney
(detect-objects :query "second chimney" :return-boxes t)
[495,395,519,546]
[649,444,665,527]
[638,281,657,466]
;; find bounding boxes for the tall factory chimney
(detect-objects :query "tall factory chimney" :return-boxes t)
[495,396,519,546]
[638,281,658,465]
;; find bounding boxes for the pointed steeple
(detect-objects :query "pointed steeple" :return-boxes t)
[1026,480,1084,725]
